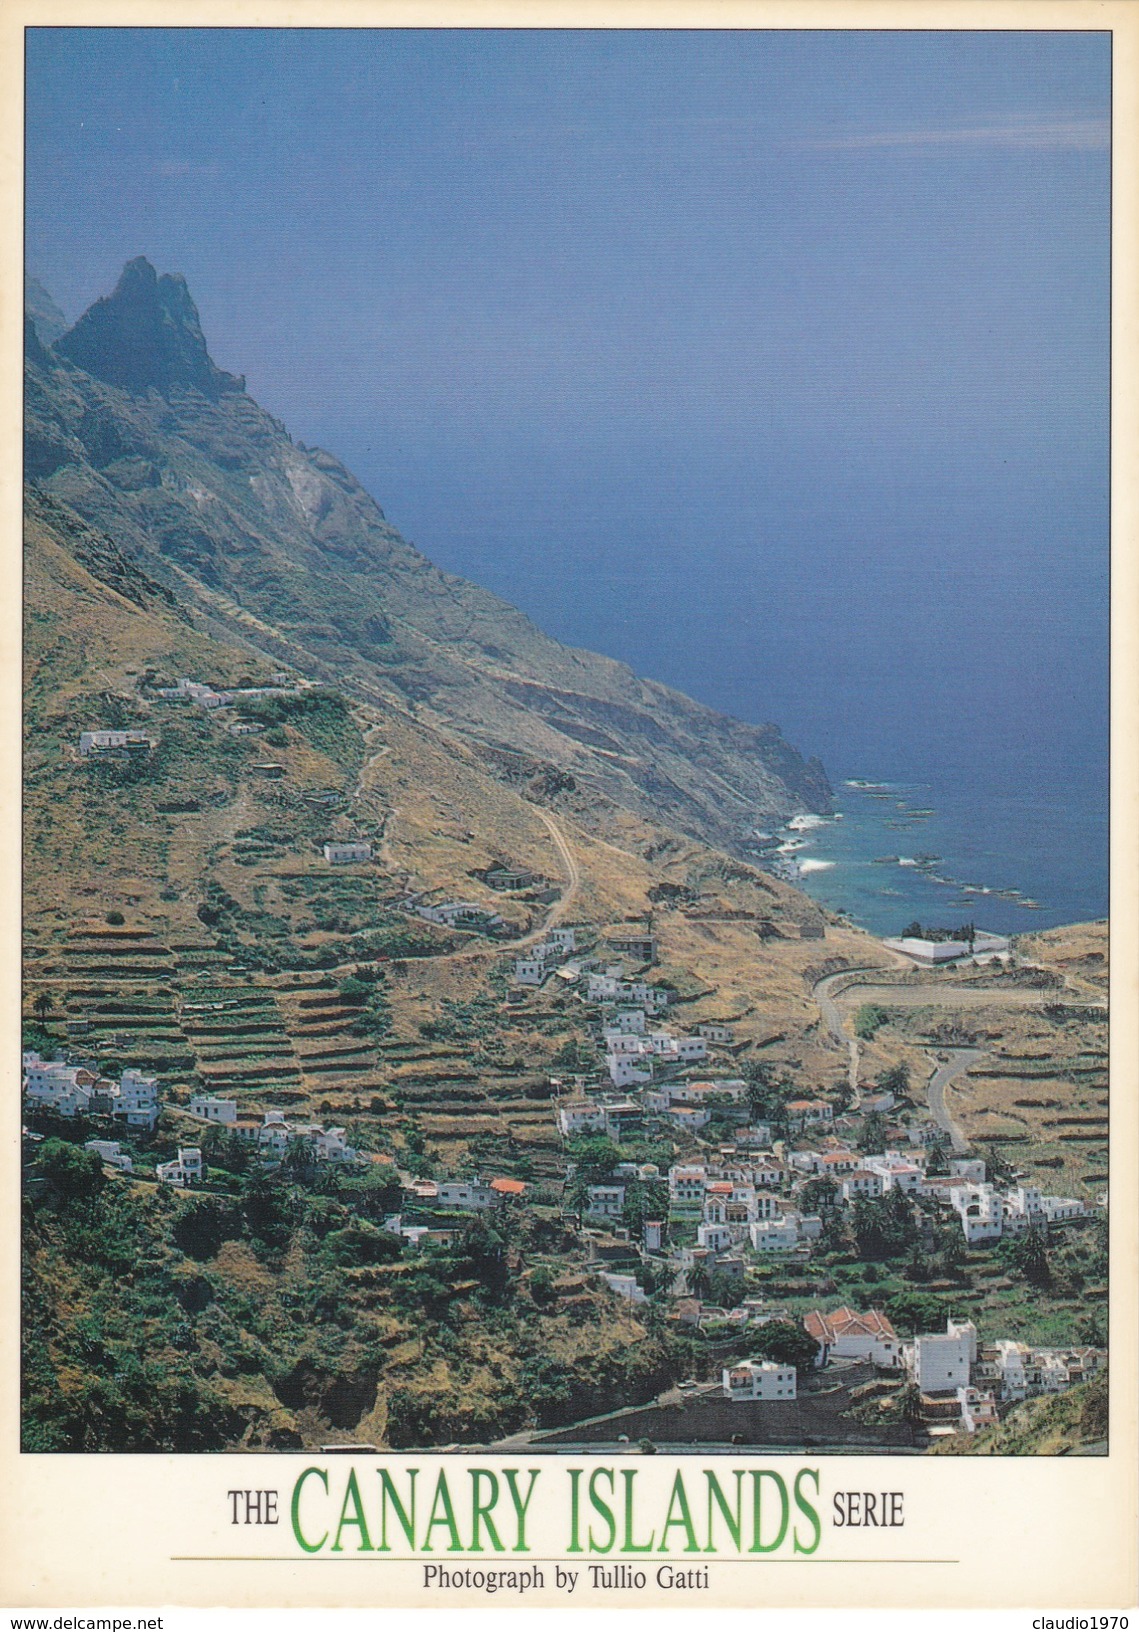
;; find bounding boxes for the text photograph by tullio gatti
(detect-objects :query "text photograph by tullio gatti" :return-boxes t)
[5,2,1138,1612]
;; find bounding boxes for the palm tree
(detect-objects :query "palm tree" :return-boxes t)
[32,992,53,1022]
[898,1382,925,1428]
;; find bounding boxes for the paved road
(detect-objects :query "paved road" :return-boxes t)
[925,1047,985,1153]
[832,982,1107,1014]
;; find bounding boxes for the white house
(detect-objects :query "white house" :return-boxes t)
[587,974,622,1001]
[785,1099,834,1131]
[84,1139,133,1173]
[643,1220,664,1252]
[584,1184,626,1220]
[864,1152,925,1194]
[600,1271,647,1304]
[114,1069,160,1131]
[749,1217,801,1252]
[817,1149,861,1178]
[418,901,501,929]
[673,1036,709,1062]
[611,1008,646,1035]
[664,1104,712,1132]
[957,1386,1000,1433]
[1039,1194,1088,1224]
[557,1102,607,1137]
[910,1327,973,1394]
[804,1306,902,1369]
[323,841,373,865]
[547,927,578,952]
[841,1169,885,1202]
[697,1222,732,1253]
[949,1157,987,1183]
[309,1126,358,1164]
[947,1317,978,1365]
[257,1110,292,1157]
[514,958,548,987]
[722,1361,797,1401]
[672,1079,747,1105]
[156,1147,204,1188]
[187,1095,238,1125]
[750,1155,784,1185]
[949,1182,1005,1244]
[78,729,152,756]
[668,1165,707,1207]
[696,1023,734,1044]
[607,1054,653,1088]
[604,1030,647,1056]
[434,1180,497,1211]
[22,1054,92,1117]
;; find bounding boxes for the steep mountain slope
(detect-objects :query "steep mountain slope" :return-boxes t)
[25,273,67,346]
[25,258,829,859]
[22,483,875,1454]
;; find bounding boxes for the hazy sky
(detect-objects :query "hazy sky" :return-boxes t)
[25,28,1110,782]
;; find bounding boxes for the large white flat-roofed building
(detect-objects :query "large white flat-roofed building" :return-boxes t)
[882,931,1010,965]
[78,729,153,756]
[323,841,373,865]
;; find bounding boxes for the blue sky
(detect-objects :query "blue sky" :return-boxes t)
[25,29,1110,790]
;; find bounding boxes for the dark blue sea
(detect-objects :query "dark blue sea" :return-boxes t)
[351,447,1109,940]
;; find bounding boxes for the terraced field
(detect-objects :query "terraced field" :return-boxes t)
[177,982,304,1103]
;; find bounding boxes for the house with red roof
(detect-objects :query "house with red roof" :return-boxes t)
[804,1306,903,1369]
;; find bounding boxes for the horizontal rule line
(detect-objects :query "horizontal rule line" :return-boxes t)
[170,1556,960,1565]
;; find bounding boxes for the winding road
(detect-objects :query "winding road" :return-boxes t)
[924,1047,984,1153]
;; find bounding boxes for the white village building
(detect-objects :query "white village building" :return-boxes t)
[722,1361,797,1401]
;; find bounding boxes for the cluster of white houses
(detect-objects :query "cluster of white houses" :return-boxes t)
[23,1053,160,1130]
[152,674,294,709]
[556,1063,1090,1258]
[184,1096,358,1165]
[383,1174,528,1249]
[513,927,579,986]
[512,933,671,997]
[947,1178,1088,1243]
[79,676,299,755]
[714,1304,1104,1433]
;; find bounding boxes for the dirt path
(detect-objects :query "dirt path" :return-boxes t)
[812,967,881,1106]
[346,806,583,970]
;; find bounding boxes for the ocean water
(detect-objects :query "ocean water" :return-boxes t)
[759,779,1108,940]
[349,449,1109,942]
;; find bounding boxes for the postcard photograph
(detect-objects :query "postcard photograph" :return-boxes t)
[20,23,1114,1477]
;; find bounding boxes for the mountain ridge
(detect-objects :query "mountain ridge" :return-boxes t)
[25,260,830,859]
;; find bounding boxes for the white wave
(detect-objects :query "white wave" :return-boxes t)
[799,858,836,874]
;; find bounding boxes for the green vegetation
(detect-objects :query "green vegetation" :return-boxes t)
[23,1142,692,1452]
[854,1003,889,1041]
[931,1370,1108,1456]
[749,1319,820,1371]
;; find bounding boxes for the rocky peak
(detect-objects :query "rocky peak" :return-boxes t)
[55,257,243,399]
